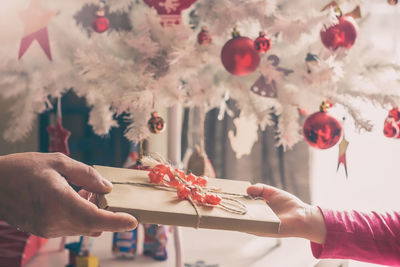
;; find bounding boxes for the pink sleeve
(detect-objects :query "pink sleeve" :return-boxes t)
[310,208,400,266]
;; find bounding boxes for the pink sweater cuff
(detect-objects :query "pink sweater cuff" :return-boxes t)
[309,208,400,266]
[310,208,350,259]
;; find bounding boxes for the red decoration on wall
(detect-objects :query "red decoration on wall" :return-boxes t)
[143,0,197,26]
[303,102,342,149]
[320,16,357,51]
[221,29,260,76]
[18,0,56,60]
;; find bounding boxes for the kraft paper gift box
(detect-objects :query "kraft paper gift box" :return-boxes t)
[95,166,280,234]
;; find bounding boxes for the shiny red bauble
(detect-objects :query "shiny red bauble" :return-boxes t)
[383,108,400,138]
[197,27,212,46]
[221,36,261,76]
[303,111,342,149]
[92,15,110,33]
[148,112,166,134]
[254,32,271,53]
[320,16,357,51]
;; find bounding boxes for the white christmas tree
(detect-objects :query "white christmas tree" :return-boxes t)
[1,0,400,154]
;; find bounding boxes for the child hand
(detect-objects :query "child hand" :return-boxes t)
[247,183,326,244]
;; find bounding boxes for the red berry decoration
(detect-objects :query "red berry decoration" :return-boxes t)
[92,8,110,33]
[205,194,221,205]
[148,112,166,134]
[177,184,191,200]
[221,28,261,76]
[254,32,271,53]
[320,16,357,51]
[197,26,212,46]
[303,101,342,149]
[383,108,400,138]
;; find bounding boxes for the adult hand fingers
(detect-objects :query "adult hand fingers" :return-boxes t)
[247,183,278,201]
[50,153,113,193]
[67,189,138,233]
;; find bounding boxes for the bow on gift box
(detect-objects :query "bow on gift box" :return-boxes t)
[143,0,197,26]
[111,157,255,228]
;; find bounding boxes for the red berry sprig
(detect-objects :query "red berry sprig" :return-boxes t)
[148,164,221,206]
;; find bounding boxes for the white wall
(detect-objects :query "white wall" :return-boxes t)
[311,3,400,266]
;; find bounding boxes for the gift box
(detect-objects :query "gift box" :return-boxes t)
[95,166,280,234]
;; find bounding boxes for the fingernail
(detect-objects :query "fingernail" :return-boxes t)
[102,178,113,189]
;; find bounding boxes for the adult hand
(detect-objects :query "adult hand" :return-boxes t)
[247,184,326,244]
[0,152,137,238]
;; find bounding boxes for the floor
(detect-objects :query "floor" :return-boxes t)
[25,227,318,267]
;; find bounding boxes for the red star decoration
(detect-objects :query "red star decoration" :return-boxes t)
[18,0,56,60]
[337,137,349,178]
[47,117,71,156]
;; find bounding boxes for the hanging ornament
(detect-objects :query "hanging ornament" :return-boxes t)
[250,75,277,98]
[254,32,271,53]
[383,108,400,138]
[148,112,166,134]
[320,16,357,51]
[221,28,261,76]
[228,113,259,158]
[18,0,56,60]
[46,98,71,156]
[186,146,215,177]
[92,2,109,33]
[197,26,212,46]
[320,3,359,51]
[305,53,319,74]
[183,107,216,178]
[337,118,349,178]
[388,0,398,5]
[143,0,197,27]
[250,55,292,98]
[303,101,342,149]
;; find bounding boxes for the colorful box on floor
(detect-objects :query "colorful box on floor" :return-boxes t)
[75,256,98,267]
[95,166,280,234]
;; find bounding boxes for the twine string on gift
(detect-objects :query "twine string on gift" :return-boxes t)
[112,158,263,229]
[112,180,256,228]
[112,181,252,214]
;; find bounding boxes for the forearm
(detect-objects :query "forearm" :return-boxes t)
[302,205,327,244]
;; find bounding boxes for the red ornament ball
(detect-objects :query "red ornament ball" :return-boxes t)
[254,32,271,53]
[320,16,357,51]
[148,112,166,134]
[383,108,400,138]
[197,27,212,46]
[92,11,110,33]
[303,111,342,149]
[383,121,399,138]
[221,32,261,76]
